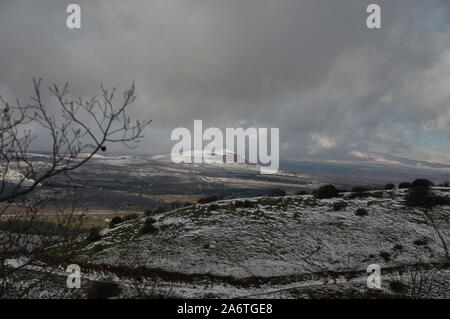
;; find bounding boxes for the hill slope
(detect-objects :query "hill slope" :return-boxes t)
[48,188,450,298]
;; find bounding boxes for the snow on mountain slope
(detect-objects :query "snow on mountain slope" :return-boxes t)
[152,149,254,165]
[0,166,35,186]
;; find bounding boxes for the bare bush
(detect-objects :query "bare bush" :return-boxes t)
[392,265,444,299]
[0,79,150,297]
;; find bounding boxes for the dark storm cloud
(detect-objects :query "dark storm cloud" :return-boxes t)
[0,0,449,163]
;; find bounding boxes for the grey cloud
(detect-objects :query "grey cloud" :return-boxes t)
[0,0,449,163]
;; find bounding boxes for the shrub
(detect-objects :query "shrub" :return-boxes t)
[393,244,403,251]
[413,238,428,246]
[349,186,372,198]
[411,179,434,188]
[405,187,430,207]
[405,187,448,208]
[235,200,256,208]
[314,185,340,199]
[384,183,396,190]
[144,209,153,216]
[87,228,101,243]
[379,251,391,262]
[208,204,220,211]
[296,190,309,196]
[109,216,123,229]
[170,201,184,209]
[332,201,348,211]
[389,280,408,294]
[141,218,158,235]
[371,191,384,199]
[153,206,167,214]
[87,281,122,299]
[267,188,286,197]
[352,186,370,193]
[398,182,411,189]
[197,195,223,204]
[123,213,139,221]
[354,208,368,216]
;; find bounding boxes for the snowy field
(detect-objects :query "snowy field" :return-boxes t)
[27,187,449,299]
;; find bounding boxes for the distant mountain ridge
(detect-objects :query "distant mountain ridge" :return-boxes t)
[16,151,450,196]
[151,149,254,165]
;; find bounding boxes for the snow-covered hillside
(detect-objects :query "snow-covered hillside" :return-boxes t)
[45,188,450,298]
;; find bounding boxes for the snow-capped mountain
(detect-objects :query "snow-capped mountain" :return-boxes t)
[0,167,35,187]
[151,149,253,165]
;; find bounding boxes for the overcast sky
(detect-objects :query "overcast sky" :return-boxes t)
[1,0,450,164]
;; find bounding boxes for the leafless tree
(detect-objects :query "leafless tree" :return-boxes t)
[422,209,449,261]
[0,79,150,297]
[392,264,446,299]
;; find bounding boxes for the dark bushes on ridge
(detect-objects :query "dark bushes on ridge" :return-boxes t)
[152,206,168,215]
[405,187,430,207]
[267,188,286,197]
[314,185,340,199]
[141,217,158,235]
[348,186,371,199]
[398,182,411,189]
[351,186,371,193]
[144,209,153,216]
[208,204,220,211]
[87,228,101,243]
[235,200,256,208]
[411,179,434,188]
[197,195,224,204]
[384,183,396,190]
[296,190,309,196]
[109,216,123,229]
[405,187,448,208]
[123,213,139,221]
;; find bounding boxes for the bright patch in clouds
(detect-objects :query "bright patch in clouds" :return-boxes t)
[309,134,337,154]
